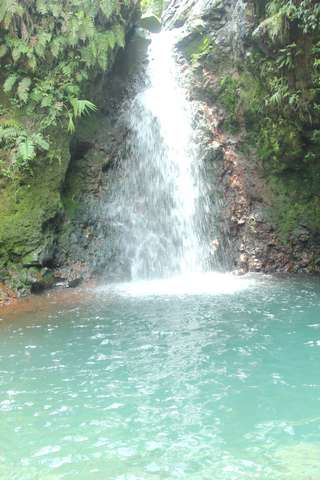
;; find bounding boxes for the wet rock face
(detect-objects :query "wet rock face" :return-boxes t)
[164,0,320,274]
[55,115,133,283]
[53,29,151,284]
[164,0,253,56]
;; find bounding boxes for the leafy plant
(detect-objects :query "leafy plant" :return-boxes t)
[0,0,132,175]
[191,36,213,65]
[0,120,49,175]
[141,0,164,16]
[239,0,320,236]
[68,99,97,133]
[219,76,241,133]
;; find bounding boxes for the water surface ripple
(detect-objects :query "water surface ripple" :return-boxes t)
[1,274,320,479]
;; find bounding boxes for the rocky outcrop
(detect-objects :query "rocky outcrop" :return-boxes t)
[164,0,320,273]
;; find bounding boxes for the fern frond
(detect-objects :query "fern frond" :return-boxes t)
[0,126,19,142]
[113,25,125,48]
[17,138,36,163]
[0,0,23,25]
[67,112,75,133]
[3,74,18,93]
[99,0,117,19]
[34,32,51,58]
[50,37,64,58]
[31,133,49,151]
[17,77,31,103]
[36,0,48,15]
[70,98,97,118]
[0,118,20,128]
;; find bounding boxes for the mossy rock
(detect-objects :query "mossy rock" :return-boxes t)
[139,14,161,33]
[0,132,70,268]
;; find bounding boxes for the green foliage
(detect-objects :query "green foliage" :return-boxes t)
[68,99,97,133]
[246,0,320,160]
[252,0,320,121]
[256,11,289,44]
[219,76,241,134]
[17,77,31,103]
[191,36,213,65]
[141,0,164,16]
[268,170,320,240]
[0,129,70,271]
[266,0,320,34]
[0,0,131,175]
[186,0,320,238]
[237,0,320,236]
[3,74,18,93]
[257,118,303,169]
[0,118,50,175]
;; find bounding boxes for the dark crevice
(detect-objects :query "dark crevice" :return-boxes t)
[70,140,93,162]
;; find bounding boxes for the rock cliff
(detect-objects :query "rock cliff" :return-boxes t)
[164,0,320,274]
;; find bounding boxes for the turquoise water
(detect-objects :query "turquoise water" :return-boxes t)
[1,273,320,479]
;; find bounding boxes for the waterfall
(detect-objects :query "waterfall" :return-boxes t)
[106,30,215,281]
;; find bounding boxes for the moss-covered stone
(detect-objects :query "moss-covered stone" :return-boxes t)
[0,135,69,263]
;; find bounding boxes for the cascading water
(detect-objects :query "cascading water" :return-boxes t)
[106,30,214,280]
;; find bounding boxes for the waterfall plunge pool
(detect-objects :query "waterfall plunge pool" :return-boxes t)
[1,273,320,479]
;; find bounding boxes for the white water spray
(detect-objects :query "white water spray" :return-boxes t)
[106,31,213,280]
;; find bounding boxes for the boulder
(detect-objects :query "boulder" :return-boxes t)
[139,14,162,33]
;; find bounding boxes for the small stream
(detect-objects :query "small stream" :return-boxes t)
[1,275,320,479]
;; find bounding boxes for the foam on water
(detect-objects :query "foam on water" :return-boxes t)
[97,272,257,298]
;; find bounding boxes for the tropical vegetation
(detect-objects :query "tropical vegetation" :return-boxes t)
[217,0,320,236]
[0,0,130,176]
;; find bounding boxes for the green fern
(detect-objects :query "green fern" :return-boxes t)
[35,0,48,15]
[0,0,24,26]
[99,0,118,19]
[34,32,52,58]
[0,126,19,142]
[71,98,96,117]
[141,0,163,16]
[17,77,31,102]
[3,74,18,93]
[113,25,125,48]
[17,137,36,164]
[67,112,75,133]
[0,0,133,174]
[32,132,49,151]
